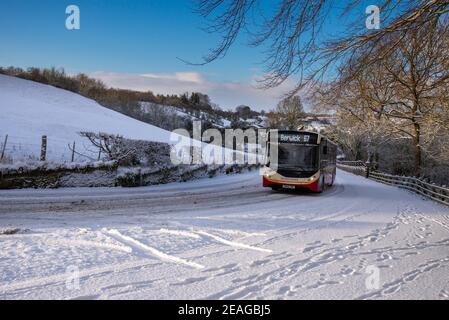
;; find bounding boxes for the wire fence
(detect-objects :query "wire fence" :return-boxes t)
[0,133,100,163]
[337,160,449,206]
[336,160,367,177]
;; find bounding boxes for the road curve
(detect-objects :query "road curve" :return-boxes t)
[1,170,449,299]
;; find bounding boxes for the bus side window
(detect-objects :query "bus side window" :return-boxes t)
[323,146,328,155]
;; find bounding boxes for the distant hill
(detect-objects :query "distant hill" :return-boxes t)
[0,66,263,133]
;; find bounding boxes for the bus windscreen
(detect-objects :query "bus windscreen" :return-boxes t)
[277,145,319,171]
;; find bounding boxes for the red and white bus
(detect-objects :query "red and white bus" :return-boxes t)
[262,130,337,193]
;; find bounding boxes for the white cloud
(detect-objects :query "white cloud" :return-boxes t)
[141,72,203,84]
[89,71,298,111]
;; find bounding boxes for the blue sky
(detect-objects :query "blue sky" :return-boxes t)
[0,0,375,110]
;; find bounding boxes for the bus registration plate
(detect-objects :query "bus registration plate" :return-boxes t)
[282,185,295,190]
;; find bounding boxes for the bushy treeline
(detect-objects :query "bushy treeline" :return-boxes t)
[0,66,257,131]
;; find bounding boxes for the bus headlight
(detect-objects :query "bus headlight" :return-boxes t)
[262,167,275,177]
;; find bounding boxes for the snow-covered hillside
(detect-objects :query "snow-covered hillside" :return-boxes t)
[0,75,174,162]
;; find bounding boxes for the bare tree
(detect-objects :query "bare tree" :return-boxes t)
[194,0,449,93]
[265,96,305,129]
[317,18,449,175]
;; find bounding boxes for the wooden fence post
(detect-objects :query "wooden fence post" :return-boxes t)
[138,168,143,186]
[40,135,47,161]
[71,141,76,162]
[365,161,370,178]
[97,149,102,161]
[1,134,8,160]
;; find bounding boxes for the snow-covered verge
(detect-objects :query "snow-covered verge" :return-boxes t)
[1,169,448,300]
[0,160,117,175]
[115,163,259,188]
[0,160,119,189]
[0,155,259,189]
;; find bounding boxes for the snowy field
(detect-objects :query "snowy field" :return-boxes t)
[1,169,449,300]
[0,75,174,162]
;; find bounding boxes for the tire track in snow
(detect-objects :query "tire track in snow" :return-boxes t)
[194,230,272,253]
[105,229,205,270]
[0,174,265,214]
[158,228,201,239]
[158,228,272,254]
[256,182,368,246]
[204,228,267,238]
[46,239,133,254]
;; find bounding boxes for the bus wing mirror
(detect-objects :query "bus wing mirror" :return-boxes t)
[323,146,328,155]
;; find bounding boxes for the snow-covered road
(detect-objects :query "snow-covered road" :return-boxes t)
[1,170,449,300]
